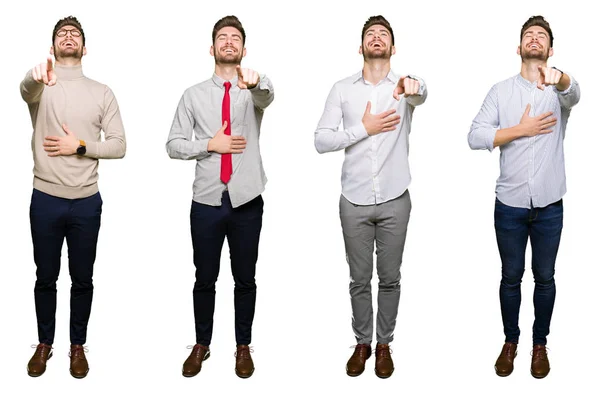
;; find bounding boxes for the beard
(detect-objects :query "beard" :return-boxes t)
[520,47,550,62]
[214,50,243,65]
[362,44,392,60]
[53,44,84,60]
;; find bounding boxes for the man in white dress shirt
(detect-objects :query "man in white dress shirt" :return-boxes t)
[315,15,427,379]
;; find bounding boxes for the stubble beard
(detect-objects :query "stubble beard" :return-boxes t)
[362,44,392,61]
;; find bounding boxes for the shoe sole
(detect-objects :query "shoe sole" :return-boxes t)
[346,368,364,377]
[235,367,255,379]
[375,368,394,379]
[531,369,550,379]
[70,368,89,379]
[27,351,53,377]
[494,367,513,377]
[182,351,210,377]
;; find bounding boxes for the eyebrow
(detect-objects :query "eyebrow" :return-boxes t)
[217,33,242,39]
[525,30,547,36]
[366,28,389,34]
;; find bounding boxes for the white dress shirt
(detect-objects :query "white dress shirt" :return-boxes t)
[315,70,427,205]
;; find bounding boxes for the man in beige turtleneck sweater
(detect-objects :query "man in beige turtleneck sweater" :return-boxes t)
[20,16,126,379]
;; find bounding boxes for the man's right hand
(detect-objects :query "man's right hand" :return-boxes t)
[519,104,557,137]
[362,101,401,136]
[207,121,247,154]
[32,55,57,86]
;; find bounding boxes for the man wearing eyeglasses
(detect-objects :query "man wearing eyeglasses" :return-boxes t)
[21,16,126,379]
[166,15,273,379]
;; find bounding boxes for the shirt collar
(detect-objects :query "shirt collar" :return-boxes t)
[212,73,239,88]
[515,73,537,90]
[352,69,398,85]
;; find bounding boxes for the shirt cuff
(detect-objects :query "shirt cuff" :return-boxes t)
[407,75,425,96]
[553,72,573,95]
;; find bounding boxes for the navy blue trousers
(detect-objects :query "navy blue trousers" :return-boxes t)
[190,192,263,346]
[30,189,102,345]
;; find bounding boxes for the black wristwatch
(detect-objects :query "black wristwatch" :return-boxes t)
[552,66,564,75]
[76,140,87,156]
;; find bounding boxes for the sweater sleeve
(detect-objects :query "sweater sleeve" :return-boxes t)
[20,69,45,104]
[85,86,126,159]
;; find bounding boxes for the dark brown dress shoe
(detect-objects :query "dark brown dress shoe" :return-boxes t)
[27,343,53,377]
[495,342,518,377]
[375,343,394,378]
[531,344,550,379]
[70,345,89,379]
[182,344,210,377]
[346,343,372,377]
[235,345,254,378]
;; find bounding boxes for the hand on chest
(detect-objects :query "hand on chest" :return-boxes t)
[342,86,404,128]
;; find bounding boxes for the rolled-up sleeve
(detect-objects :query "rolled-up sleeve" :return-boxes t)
[468,85,499,152]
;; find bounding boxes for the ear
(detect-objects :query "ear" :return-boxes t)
[358,45,363,55]
[82,47,87,56]
[210,45,215,56]
[242,47,247,58]
[50,46,54,55]
[391,45,396,56]
[548,47,554,58]
[517,45,521,56]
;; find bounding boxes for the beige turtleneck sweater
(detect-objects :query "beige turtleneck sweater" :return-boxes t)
[20,64,126,199]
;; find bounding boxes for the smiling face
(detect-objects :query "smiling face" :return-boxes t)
[51,24,86,60]
[518,25,553,61]
[359,24,395,60]
[210,26,246,65]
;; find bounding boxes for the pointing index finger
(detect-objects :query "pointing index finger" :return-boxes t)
[47,55,54,71]
[236,65,244,79]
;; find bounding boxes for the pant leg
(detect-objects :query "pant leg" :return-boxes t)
[529,200,563,346]
[227,193,263,345]
[190,199,228,346]
[65,192,102,345]
[340,195,376,345]
[374,190,411,344]
[494,198,530,344]
[30,189,68,345]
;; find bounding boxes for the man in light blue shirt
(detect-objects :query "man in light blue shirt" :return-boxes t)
[315,15,427,379]
[469,15,580,379]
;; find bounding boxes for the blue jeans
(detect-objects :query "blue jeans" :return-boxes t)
[494,198,563,346]
[30,189,102,345]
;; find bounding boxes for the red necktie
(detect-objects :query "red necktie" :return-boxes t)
[221,81,232,184]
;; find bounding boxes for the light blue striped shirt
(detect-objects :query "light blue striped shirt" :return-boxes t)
[315,70,427,205]
[468,73,580,209]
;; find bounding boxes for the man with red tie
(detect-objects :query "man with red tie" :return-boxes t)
[166,15,274,379]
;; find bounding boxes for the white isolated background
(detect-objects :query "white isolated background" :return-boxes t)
[0,0,596,393]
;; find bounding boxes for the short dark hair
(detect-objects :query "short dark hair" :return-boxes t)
[520,15,553,47]
[361,15,394,45]
[212,15,246,45]
[53,16,85,45]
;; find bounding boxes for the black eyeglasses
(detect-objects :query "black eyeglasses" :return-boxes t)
[56,29,82,37]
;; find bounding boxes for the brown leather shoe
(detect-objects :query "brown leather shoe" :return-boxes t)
[346,344,372,377]
[182,344,210,377]
[375,343,394,378]
[235,345,254,378]
[531,344,550,379]
[69,345,89,379]
[495,342,518,377]
[27,343,53,377]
